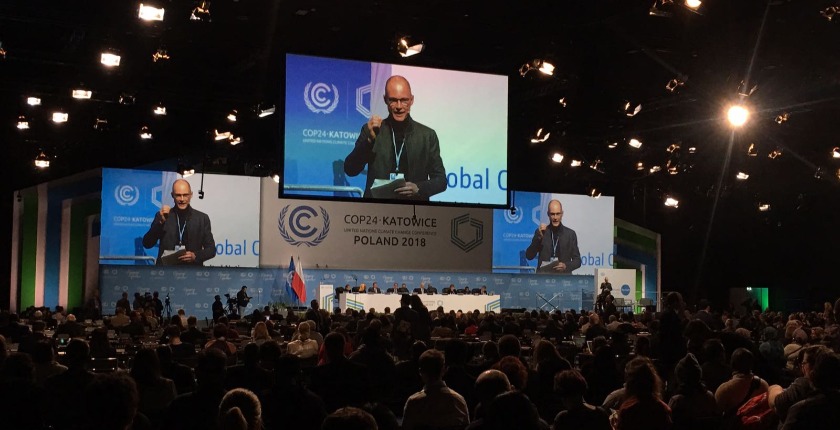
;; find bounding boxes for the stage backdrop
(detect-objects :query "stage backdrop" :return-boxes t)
[259,178,493,271]
[493,192,615,275]
[594,268,638,303]
[100,168,260,267]
[100,265,594,320]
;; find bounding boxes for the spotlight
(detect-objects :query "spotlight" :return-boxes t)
[570,159,582,167]
[139,126,153,139]
[519,59,555,77]
[588,188,602,198]
[397,36,424,57]
[737,81,758,97]
[624,102,642,117]
[814,167,824,179]
[139,4,165,21]
[758,203,771,212]
[190,1,211,21]
[664,196,679,208]
[72,89,92,99]
[649,0,673,17]
[93,118,108,130]
[17,116,30,130]
[551,152,564,163]
[228,135,242,146]
[628,138,643,149]
[558,97,567,107]
[649,166,662,173]
[832,147,840,158]
[666,143,681,153]
[820,6,839,21]
[27,97,41,106]
[271,172,281,183]
[736,172,749,180]
[768,149,782,159]
[747,143,758,157]
[530,128,550,143]
[214,130,232,141]
[119,94,136,105]
[227,110,238,122]
[0,41,6,59]
[34,151,50,168]
[727,105,749,127]
[687,147,697,154]
[152,47,170,62]
[178,163,195,177]
[258,104,276,117]
[590,159,603,172]
[52,112,68,123]
[774,113,789,124]
[665,78,685,92]
[685,0,701,9]
[153,105,167,115]
[100,52,121,67]
[607,141,619,149]
[636,162,645,171]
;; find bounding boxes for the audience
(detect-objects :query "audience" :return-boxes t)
[402,349,470,430]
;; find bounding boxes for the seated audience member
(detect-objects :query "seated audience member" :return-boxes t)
[162,349,228,430]
[122,311,147,338]
[668,353,720,428]
[780,351,840,429]
[180,316,207,346]
[164,325,196,361]
[54,313,86,338]
[130,348,177,425]
[783,328,809,370]
[219,388,263,430]
[260,355,327,430]
[309,332,371,413]
[769,345,831,423]
[553,369,611,430]
[251,321,272,345]
[714,347,769,413]
[226,343,271,394]
[110,307,131,328]
[288,321,319,359]
[402,349,470,430]
[484,391,548,430]
[0,352,46,430]
[44,339,96,428]
[614,357,672,430]
[321,407,379,430]
[205,323,238,362]
[157,345,196,395]
[467,370,511,429]
[701,339,731,393]
[84,372,143,430]
[31,340,67,386]
[89,327,117,359]
[144,308,160,331]
[531,340,571,420]
[177,309,188,329]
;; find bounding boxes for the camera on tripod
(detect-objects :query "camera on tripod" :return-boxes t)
[165,293,171,305]
[224,293,238,306]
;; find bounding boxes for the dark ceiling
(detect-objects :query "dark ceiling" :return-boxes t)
[2,0,839,306]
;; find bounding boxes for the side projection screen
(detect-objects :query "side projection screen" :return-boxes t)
[283,54,509,207]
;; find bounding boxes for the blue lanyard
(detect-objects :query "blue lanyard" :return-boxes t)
[392,129,405,172]
[176,213,187,245]
[551,230,560,258]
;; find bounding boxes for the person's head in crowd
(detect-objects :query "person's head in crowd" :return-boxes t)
[533,339,562,365]
[66,313,77,323]
[196,348,228,388]
[297,321,311,340]
[409,340,429,363]
[665,291,684,311]
[418,349,446,383]
[214,323,229,339]
[31,340,57,365]
[474,369,511,411]
[324,332,347,362]
[634,335,652,357]
[810,351,840,391]
[735,327,752,339]
[444,338,469,367]
[1,352,35,383]
[130,348,163,385]
[321,407,378,430]
[85,372,139,430]
[731,347,755,375]
[65,338,91,369]
[674,353,704,393]
[624,356,663,399]
[241,343,260,368]
[219,388,262,430]
[169,315,184,330]
[554,369,588,401]
[493,356,528,391]
[258,340,283,371]
[703,338,727,363]
[799,345,831,380]
[164,324,181,342]
[187,315,198,328]
[498,334,521,358]
[482,340,499,361]
[274,354,302,386]
[792,328,809,345]
[253,321,270,340]
[485,391,542,430]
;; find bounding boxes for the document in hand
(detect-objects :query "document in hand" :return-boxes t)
[159,248,187,265]
[370,177,407,199]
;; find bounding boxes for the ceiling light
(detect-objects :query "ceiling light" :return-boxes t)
[227,110,238,122]
[0,41,6,59]
[747,143,758,156]
[397,36,424,57]
[558,98,567,107]
[590,159,603,172]
[607,142,619,149]
[27,97,41,106]
[229,135,242,146]
[271,173,281,184]
[52,112,68,123]
[119,94,136,105]
[649,0,673,17]
[814,167,824,179]
[665,78,685,92]
[570,159,582,167]
[758,203,771,212]
[139,4,165,21]
[93,118,108,130]
[17,116,29,130]
[727,105,749,127]
[685,0,701,9]
[589,188,602,199]
[190,1,211,21]
[836,169,840,180]
[34,151,50,169]
[775,112,790,124]
[664,196,679,208]
[530,128,550,143]
[152,48,170,62]
[519,59,555,77]
[153,105,167,115]
[736,172,749,180]
[140,126,153,139]
[688,147,697,154]
[668,165,679,175]
[537,61,555,76]
[768,149,782,159]
[628,138,643,149]
[551,153,564,163]
[820,6,839,21]
[650,166,662,173]
[214,130,231,141]
[636,162,645,171]
[100,52,121,67]
[666,143,681,153]
[737,81,758,97]
[624,102,642,117]
[258,104,275,117]
[72,89,92,99]
[178,163,195,177]
[832,147,840,158]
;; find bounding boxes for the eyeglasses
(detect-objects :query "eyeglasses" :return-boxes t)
[387,97,412,106]
[172,193,192,199]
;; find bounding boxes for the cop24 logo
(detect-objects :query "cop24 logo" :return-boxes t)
[503,206,523,224]
[450,214,484,252]
[304,82,339,114]
[114,185,140,206]
[278,205,330,247]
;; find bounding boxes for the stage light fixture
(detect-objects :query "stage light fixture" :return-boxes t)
[685,0,701,9]
[649,0,673,17]
[214,130,231,141]
[551,152,564,163]
[34,151,50,168]
[27,97,41,106]
[397,36,424,57]
[153,105,167,115]
[814,167,824,179]
[727,105,749,127]
[140,126,153,139]
[820,6,839,21]
[139,4,165,21]
[589,188,602,198]
[736,172,749,180]
[737,81,758,97]
[775,113,789,124]
[100,52,121,67]
[177,163,195,177]
[664,196,679,208]
[530,128,550,143]
[93,118,108,130]
[72,89,92,99]
[688,147,697,154]
[190,1,211,21]
[590,159,603,172]
[17,116,30,130]
[119,94,136,105]
[519,59,555,77]
[624,102,642,117]
[832,147,840,158]
[258,104,276,117]
[0,41,6,59]
[607,141,619,149]
[52,112,68,123]
[758,203,771,212]
[228,135,242,146]
[271,173,281,183]
[768,149,782,159]
[227,110,238,122]
[558,98,567,107]
[747,143,758,156]
[665,78,685,92]
[152,48,170,62]
[628,138,643,149]
[650,166,662,173]
[836,169,840,180]
[666,143,681,153]
[570,159,582,167]
[635,162,645,171]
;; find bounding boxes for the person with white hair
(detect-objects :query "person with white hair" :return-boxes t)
[287,322,318,359]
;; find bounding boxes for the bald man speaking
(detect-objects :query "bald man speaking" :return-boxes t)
[525,199,581,274]
[142,179,216,265]
[344,75,446,200]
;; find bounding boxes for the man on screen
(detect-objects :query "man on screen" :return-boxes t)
[344,75,446,200]
[142,179,216,265]
[525,199,581,274]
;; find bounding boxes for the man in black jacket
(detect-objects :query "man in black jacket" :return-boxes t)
[525,199,581,274]
[143,179,216,265]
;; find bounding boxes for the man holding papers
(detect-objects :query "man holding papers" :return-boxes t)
[344,75,446,200]
[142,179,216,265]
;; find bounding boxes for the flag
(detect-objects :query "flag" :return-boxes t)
[285,256,306,303]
